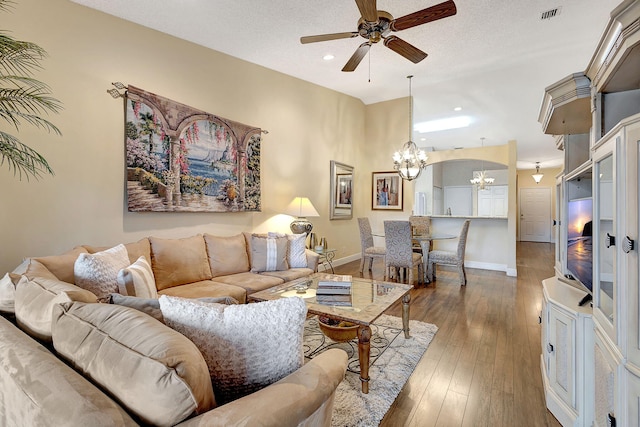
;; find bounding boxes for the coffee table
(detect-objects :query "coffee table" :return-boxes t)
[248,273,412,393]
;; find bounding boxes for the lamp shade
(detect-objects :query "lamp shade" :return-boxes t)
[285,197,319,218]
[285,197,319,234]
[532,162,544,184]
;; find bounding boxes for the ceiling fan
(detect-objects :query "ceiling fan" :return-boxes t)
[300,0,457,72]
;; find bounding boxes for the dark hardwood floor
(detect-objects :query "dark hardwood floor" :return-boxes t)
[332,242,561,427]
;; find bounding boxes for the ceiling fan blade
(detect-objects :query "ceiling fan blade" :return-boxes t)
[300,32,359,44]
[355,0,378,23]
[383,36,427,63]
[342,42,371,72]
[391,0,457,31]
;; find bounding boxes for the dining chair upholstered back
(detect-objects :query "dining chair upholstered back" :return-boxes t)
[409,215,432,253]
[383,220,423,286]
[357,217,386,273]
[427,219,471,286]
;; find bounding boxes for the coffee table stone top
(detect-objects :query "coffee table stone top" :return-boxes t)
[249,273,412,326]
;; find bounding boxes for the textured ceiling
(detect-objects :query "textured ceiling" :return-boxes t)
[71,0,620,168]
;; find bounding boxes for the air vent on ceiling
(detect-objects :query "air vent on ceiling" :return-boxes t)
[540,7,562,20]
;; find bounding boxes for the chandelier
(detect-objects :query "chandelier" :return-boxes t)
[393,75,427,181]
[470,137,494,190]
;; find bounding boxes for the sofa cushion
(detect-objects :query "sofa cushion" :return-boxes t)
[250,234,288,272]
[85,237,152,265]
[33,246,88,283]
[116,256,157,298]
[0,316,139,427]
[159,295,307,405]
[14,274,97,342]
[51,301,216,426]
[209,272,284,294]
[109,293,239,324]
[204,233,250,278]
[260,268,315,283]
[158,279,248,304]
[150,235,212,290]
[74,244,130,300]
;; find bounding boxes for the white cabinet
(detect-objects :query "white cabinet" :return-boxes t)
[477,185,507,217]
[541,277,594,426]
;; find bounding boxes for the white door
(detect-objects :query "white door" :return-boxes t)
[520,187,551,242]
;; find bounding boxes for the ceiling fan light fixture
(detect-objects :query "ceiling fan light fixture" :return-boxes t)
[323,54,335,61]
[393,75,427,181]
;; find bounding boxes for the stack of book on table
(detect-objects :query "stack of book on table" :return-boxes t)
[316,274,352,306]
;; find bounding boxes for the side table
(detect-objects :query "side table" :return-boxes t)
[315,248,336,273]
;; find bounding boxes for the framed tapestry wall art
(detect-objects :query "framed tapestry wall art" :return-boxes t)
[124,86,262,212]
[372,171,403,211]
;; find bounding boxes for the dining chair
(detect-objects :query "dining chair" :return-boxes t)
[383,220,423,286]
[409,215,432,253]
[427,219,471,286]
[357,217,386,273]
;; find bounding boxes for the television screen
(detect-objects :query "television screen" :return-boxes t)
[566,198,593,293]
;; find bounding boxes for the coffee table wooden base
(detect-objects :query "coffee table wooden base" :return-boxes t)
[357,293,412,393]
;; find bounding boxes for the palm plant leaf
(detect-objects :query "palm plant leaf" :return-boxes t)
[0,130,53,180]
[0,0,62,180]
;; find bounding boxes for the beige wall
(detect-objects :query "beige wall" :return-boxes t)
[1,0,368,273]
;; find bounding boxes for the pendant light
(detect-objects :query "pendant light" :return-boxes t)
[393,75,428,181]
[532,162,544,184]
[469,137,494,190]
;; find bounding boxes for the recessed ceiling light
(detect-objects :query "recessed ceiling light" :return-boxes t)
[454,107,462,111]
[323,54,334,61]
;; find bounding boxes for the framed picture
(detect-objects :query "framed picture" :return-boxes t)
[335,173,353,208]
[372,171,403,210]
[330,160,353,220]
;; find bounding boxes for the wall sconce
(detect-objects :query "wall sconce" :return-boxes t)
[532,162,544,184]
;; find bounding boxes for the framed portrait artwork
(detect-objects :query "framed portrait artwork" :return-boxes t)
[372,171,403,210]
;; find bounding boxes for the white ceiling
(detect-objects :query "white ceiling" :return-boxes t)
[71,0,620,169]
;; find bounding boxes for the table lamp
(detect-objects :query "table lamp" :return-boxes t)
[285,197,319,234]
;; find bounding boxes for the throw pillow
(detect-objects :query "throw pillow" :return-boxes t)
[74,244,130,300]
[250,234,288,272]
[158,295,307,404]
[116,256,158,299]
[268,232,307,268]
[0,273,19,313]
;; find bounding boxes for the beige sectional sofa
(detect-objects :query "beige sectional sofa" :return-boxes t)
[0,232,347,426]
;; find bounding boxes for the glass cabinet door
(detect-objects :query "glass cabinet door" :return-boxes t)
[595,152,615,330]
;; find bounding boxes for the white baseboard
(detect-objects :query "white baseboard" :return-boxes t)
[324,254,518,277]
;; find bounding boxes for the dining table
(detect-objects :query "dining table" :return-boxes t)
[373,231,456,283]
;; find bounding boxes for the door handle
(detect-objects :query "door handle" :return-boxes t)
[606,233,615,248]
[623,236,635,253]
[547,343,554,353]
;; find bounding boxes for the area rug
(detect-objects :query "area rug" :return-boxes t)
[303,315,438,427]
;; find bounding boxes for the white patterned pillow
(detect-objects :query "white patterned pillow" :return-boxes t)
[74,244,130,299]
[159,295,307,404]
[268,232,307,268]
[116,256,157,299]
[0,273,15,313]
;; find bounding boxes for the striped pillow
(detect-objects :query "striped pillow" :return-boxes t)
[250,235,288,272]
[117,256,158,298]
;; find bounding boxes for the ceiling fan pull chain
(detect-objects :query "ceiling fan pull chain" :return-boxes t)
[368,47,371,82]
